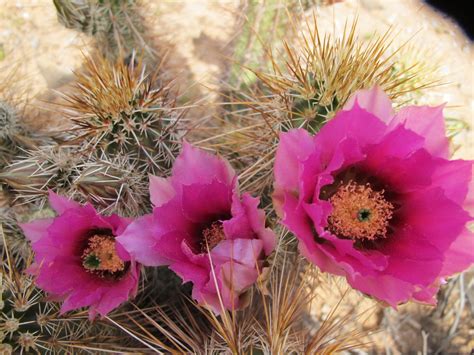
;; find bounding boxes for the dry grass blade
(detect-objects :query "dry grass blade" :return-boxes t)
[107,300,214,353]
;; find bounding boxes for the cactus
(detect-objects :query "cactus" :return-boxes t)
[0,239,127,353]
[0,148,150,217]
[0,101,19,169]
[0,146,79,208]
[0,101,19,141]
[53,0,154,60]
[210,19,440,198]
[71,153,149,216]
[0,210,30,264]
[0,101,43,171]
[60,53,182,176]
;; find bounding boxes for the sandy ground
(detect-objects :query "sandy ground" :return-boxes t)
[0,0,472,353]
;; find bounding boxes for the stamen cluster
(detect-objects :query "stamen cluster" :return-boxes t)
[82,235,125,276]
[200,222,226,253]
[328,180,394,241]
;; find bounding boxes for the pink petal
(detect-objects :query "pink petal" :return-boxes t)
[348,274,415,308]
[103,214,132,236]
[274,129,316,199]
[222,204,254,241]
[60,286,103,316]
[192,286,221,313]
[382,231,443,286]
[390,104,449,158]
[401,187,471,252]
[48,190,80,214]
[149,175,176,207]
[181,181,233,223]
[211,238,264,267]
[218,261,258,303]
[412,282,440,305]
[153,196,196,235]
[315,102,387,165]
[281,192,345,276]
[343,85,393,122]
[19,218,53,243]
[170,258,209,291]
[116,214,172,266]
[242,193,276,255]
[431,158,473,207]
[172,142,236,187]
[303,201,330,235]
[93,264,140,317]
[318,232,388,275]
[440,227,474,277]
[363,124,425,161]
[35,256,92,296]
[33,208,103,260]
[363,149,435,193]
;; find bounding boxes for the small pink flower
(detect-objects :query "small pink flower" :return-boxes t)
[118,143,275,312]
[273,86,473,307]
[20,192,140,319]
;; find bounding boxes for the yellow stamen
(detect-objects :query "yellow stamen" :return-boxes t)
[82,235,124,274]
[200,222,225,252]
[328,180,394,241]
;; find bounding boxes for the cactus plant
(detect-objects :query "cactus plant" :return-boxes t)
[53,0,154,60]
[0,239,128,353]
[71,153,149,216]
[60,52,183,175]
[0,210,30,264]
[210,19,440,199]
[0,146,79,208]
[0,101,44,172]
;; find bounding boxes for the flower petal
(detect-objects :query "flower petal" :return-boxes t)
[401,187,471,252]
[431,158,473,207]
[440,227,474,277]
[315,102,387,165]
[171,142,236,187]
[390,104,449,158]
[116,214,173,266]
[211,238,264,267]
[149,175,176,207]
[344,85,393,122]
[48,190,81,214]
[19,218,53,243]
[274,128,316,198]
[181,181,233,223]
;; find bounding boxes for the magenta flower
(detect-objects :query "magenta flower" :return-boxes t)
[117,143,275,312]
[273,86,473,307]
[20,192,140,319]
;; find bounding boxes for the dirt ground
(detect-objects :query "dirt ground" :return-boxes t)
[0,0,472,353]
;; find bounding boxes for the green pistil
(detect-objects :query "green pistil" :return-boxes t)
[83,254,101,270]
[357,208,371,222]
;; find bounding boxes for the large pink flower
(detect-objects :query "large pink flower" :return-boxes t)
[273,86,473,307]
[20,192,140,319]
[117,143,275,312]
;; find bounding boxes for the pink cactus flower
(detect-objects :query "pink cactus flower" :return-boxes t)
[117,143,275,312]
[20,192,140,319]
[273,86,473,307]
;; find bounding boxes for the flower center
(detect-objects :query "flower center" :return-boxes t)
[81,235,125,277]
[200,221,226,253]
[328,180,394,241]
